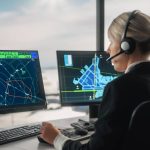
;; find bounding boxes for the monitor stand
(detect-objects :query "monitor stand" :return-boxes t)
[87,104,99,123]
[78,104,99,124]
[79,104,99,123]
[89,104,99,121]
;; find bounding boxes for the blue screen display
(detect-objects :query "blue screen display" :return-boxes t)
[0,50,46,112]
[57,50,120,105]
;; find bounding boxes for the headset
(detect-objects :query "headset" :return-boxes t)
[106,10,139,61]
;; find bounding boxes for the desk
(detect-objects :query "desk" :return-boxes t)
[0,116,89,150]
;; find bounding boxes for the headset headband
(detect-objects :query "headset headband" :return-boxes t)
[122,10,139,40]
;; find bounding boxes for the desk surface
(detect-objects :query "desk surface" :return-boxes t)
[0,116,89,150]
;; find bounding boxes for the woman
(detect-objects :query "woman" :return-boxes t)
[39,10,150,150]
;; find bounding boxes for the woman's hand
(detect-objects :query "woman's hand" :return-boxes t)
[40,122,60,144]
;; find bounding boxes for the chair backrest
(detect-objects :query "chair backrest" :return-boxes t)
[122,100,150,150]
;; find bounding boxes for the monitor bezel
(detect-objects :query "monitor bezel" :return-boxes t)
[57,50,117,106]
[0,50,47,113]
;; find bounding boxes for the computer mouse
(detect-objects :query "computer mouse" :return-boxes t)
[83,122,90,126]
[37,135,50,145]
[75,128,88,136]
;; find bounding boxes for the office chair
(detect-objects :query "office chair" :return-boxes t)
[122,100,150,150]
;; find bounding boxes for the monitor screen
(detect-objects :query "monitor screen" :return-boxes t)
[0,50,47,113]
[57,50,120,106]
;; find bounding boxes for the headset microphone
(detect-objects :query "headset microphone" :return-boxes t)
[106,51,124,61]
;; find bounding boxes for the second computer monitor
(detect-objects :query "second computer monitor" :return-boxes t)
[57,50,120,106]
[0,50,47,113]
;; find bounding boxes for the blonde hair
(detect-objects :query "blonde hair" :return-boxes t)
[108,10,150,52]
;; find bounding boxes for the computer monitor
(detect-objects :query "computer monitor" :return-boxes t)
[57,50,120,119]
[0,50,47,113]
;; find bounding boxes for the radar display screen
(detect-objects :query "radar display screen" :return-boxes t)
[57,50,120,106]
[0,50,46,113]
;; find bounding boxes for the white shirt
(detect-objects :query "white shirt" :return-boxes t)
[53,133,70,150]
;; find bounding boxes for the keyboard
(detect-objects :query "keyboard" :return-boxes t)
[0,123,93,145]
[60,127,93,141]
[71,119,96,131]
[0,124,41,145]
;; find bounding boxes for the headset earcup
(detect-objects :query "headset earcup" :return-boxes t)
[121,38,136,54]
